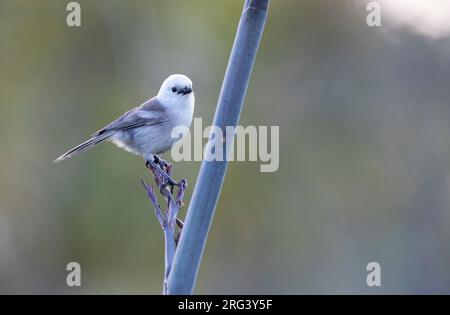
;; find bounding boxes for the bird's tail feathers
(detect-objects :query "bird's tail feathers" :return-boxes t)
[53,133,112,163]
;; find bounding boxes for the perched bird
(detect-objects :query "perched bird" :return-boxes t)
[54,74,194,181]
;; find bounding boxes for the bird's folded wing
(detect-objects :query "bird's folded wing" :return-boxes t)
[92,98,168,136]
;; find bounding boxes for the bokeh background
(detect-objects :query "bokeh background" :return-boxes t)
[1,0,450,294]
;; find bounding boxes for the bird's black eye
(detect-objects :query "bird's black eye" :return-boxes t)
[172,87,177,93]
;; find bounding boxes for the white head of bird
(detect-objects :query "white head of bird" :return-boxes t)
[157,74,194,106]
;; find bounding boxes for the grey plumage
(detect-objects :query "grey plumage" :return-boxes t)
[54,97,167,163]
[53,132,112,162]
[93,97,167,136]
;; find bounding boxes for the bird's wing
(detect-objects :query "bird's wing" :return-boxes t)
[92,97,168,136]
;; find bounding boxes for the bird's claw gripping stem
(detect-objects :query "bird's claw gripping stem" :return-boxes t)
[146,156,181,187]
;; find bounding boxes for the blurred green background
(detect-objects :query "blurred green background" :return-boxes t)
[1,0,450,294]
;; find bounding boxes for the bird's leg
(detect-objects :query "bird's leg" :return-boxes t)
[146,156,180,187]
[153,155,181,189]
[153,155,170,169]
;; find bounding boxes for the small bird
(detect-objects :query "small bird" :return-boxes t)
[54,74,194,182]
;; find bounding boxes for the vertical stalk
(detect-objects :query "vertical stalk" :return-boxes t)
[167,0,270,294]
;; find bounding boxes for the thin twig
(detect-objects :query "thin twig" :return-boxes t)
[167,0,270,294]
[140,180,164,227]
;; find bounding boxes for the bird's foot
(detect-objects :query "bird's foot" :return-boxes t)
[153,155,171,169]
[146,156,181,188]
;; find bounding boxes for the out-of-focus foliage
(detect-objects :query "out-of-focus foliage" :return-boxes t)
[1,0,450,293]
